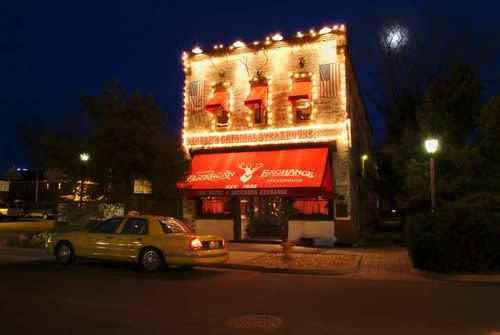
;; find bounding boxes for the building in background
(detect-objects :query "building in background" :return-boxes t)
[178,24,377,245]
[2,167,69,206]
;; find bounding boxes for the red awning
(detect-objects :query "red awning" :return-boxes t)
[205,90,228,113]
[179,147,332,197]
[288,80,312,101]
[245,85,268,106]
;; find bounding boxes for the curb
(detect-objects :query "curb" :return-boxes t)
[412,268,500,284]
[204,255,361,276]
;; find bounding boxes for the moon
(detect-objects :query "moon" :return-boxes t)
[383,25,408,50]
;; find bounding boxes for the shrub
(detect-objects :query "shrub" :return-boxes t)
[407,201,500,273]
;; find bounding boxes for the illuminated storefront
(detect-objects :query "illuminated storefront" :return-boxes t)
[178,24,375,245]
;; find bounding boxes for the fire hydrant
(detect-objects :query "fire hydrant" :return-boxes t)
[281,240,294,260]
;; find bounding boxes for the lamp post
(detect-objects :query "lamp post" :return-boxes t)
[424,139,439,213]
[361,154,369,178]
[79,153,90,206]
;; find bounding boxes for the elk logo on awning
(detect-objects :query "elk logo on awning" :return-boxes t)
[238,162,263,183]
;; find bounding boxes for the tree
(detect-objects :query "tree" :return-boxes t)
[21,81,185,214]
[418,63,481,148]
[479,96,500,194]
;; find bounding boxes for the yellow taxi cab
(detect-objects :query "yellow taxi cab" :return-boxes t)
[46,214,228,271]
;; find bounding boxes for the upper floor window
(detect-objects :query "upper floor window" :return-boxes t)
[245,84,268,126]
[205,85,229,128]
[288,77,312,123]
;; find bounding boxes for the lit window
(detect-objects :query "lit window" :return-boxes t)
[205,88,229,128]
[291,198,332,218]
[245,84,268,125]
[294,99,312,122]
[248,102,267,125]
[198,197,231,218]
[288,78,312,123]
[214,107,229,127]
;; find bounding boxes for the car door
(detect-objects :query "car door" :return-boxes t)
[112,218,149,261]
[87,218,124,258]
[159,217,194,255]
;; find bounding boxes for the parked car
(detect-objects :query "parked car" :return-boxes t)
[26,206,56,220]
[0,200,26,220]
[46,214,228,271]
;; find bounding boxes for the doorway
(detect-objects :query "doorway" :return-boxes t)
[239,196,288,241]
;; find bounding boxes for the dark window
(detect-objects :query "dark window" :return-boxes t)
[121,218,148,235]
[215,107,229,127]
[293,99,312,122]
[334,201,349,219]
[247,102,267,125]
[290,198,332,220]
[160,218,193,234]
[90,218,123,234]
[197,197,232,218]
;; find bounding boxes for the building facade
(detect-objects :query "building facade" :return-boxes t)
[178,25,375,245]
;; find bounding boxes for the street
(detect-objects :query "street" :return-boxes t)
[0,249,499,334]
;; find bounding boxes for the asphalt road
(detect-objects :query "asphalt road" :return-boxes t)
[0,249,499,335]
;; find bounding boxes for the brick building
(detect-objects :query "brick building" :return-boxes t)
[178,25,376,245]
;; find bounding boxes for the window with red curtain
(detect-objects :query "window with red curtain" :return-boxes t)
[291,198,332,219]
[289,80,312,122]
[197,197,232,218]
[245,85,268,125]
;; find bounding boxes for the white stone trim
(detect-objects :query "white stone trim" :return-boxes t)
[194,219,234,241]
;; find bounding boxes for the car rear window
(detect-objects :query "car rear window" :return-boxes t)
[159,218,194,234]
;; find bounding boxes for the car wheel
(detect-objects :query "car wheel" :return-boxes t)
[55,242,76,265]
[139,248,163,272]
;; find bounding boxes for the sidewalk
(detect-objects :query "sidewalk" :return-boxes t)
[217,244,361,275]
[216,243,500,283]
[215,243,412,276]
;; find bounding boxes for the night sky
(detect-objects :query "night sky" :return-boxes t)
[1,0,499,172]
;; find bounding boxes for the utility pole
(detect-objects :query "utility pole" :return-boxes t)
[34,168,39,206]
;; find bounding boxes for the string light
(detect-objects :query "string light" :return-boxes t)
[233,40,245,48]
[184,123,347,150]
[192,46,203,54]
[182,26,350,151]
[319,26,332,35]
[186,25,346,58]
[271,33,283,41]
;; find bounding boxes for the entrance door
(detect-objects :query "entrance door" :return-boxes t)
[246,197,287,240]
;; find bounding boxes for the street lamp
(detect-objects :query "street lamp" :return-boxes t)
[79,153,90,163]
[424,139,439,212]
[361,154,369,178]
[79,152,90,206]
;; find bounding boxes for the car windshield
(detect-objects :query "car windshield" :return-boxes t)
[159,218,194,234]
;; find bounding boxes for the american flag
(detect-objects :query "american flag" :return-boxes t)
[319,63,340,98]
[188,80,204,112]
